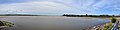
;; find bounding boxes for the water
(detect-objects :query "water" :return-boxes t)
[0,16,110,30]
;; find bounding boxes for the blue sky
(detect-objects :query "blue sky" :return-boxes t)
[0,0,120,15]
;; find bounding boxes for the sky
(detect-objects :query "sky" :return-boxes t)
[0,0,120,15]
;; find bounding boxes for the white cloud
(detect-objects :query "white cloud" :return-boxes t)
[0,1,87,15]
[0,0,120,15]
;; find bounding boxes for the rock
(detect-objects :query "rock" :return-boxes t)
[0,21,14,29]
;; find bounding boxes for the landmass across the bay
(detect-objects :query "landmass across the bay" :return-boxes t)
[0,14,44,16]
[62,14,120,17]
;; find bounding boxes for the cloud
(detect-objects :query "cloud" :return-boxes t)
[0,0,120,15]
[0,1,87,15]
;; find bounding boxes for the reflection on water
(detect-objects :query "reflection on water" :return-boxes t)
[0,16,110,30]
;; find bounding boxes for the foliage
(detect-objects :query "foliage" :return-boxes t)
[103,23,112,30]
[111,17,116,23]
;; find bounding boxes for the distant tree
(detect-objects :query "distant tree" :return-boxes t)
[86,14,88,16]
[112,15,115,17]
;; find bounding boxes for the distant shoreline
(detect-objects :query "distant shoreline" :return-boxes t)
[0,14,43,16]
[62,14,120,17]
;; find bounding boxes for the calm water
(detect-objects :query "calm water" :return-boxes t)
[0,16,110,30]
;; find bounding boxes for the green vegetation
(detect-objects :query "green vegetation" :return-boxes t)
[103,17,117,30]
[63,14,114,17]
[104,25,109,29]
[104,23,112,28]
[103,23,113,30]
[111,17,117,23]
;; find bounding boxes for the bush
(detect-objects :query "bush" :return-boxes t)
[111,17,116,23]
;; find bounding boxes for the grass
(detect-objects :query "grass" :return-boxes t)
[103,17,117,30]
[104,23,113,28]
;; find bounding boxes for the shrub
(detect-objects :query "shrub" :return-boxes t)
[111,17,116,23]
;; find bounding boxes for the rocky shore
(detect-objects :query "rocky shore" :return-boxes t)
[85,24,104,30]
[0,21,14,29]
